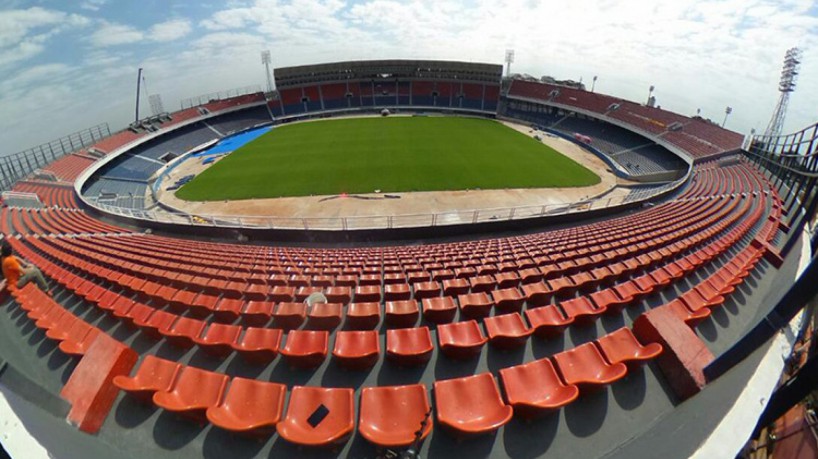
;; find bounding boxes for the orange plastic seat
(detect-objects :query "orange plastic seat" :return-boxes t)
[413,281,441,300]
[193,323,242,357]
[421,296,457,324]
[307,302,343,330]
[433,373,513,437]
[386,326,433,366]
[243,300,274,327]
[553,342,628,392]
[160,316,206,349]
[522,282,553,307]
[280,330,329,368]
[384,300,420,328]
[272,302,307,330]
[345,302,381,330]
[469,275,497,293]
[437,319,487,360]
[524,305,574,339]
[560,296,605,326]
[354,285,381,303]
[114,355,182,403]
[666,298,711,327]
[359,384,433,448]
[442,278,470,296]
[232,327,282,364]
[499,358,579,418]
[324,286,352,304]
[206,378,286,436]
[595,327,663,370]
[276,386,355,447]
[270,285,296,302]
[213,297,244,322]
[492,287,525,314]
[153,366,228,420]
[332,330,380,370]
[59,327,101,356]
[384,283,412,301]
[458,292,494,319]
[590,288,631,316]
[135,309,176,339]
[484,312,533,349]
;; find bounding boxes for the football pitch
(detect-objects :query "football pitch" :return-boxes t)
[176,116,600,201]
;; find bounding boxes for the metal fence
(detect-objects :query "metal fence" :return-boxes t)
[0,123,111,191]
[89,178,685,231]
[179,85,264,110]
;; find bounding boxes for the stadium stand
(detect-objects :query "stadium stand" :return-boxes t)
[1,60,813,459]
[507,79,744,159]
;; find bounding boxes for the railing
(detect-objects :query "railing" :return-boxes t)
[91,178,686,231]
[0,123,111,191]
[179,85,264,110]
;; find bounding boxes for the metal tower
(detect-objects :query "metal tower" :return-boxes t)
[505,49,515,77]
[261,50,274,93]
[764,47,801,138]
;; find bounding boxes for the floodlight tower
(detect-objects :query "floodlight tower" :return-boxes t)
[261,50,274,93]
[591,75,597,93]
[764,47,801,138]
[505,49,515,77]
[722,106,732,128]
[646,85,655,106]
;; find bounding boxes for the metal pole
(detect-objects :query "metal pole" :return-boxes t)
[135,67,143,123]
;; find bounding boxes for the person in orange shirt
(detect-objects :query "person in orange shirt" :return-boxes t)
[1,241,51,295]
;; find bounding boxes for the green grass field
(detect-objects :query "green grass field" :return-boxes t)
[176,117,600,201]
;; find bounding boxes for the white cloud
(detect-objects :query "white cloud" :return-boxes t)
[90,19,194,47]
[150,19,193,42]
[0,7,89,70]
[80,0,108,12]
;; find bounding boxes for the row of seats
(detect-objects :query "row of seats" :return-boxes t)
[39,154,96,182]
[10,181,78,209]
[507,80,744,158]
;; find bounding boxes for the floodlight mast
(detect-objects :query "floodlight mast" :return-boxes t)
[764,47,802,138]
[504,49,515,77]
[135,67,143,123]
[261,50,274,93]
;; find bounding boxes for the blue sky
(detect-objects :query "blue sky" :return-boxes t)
[1,0,817,154]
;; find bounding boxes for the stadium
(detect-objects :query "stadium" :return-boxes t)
[0,51,815,459]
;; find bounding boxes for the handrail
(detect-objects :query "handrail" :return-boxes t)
[87,177,687,231]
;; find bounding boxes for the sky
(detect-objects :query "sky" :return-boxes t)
[1,0,817,154]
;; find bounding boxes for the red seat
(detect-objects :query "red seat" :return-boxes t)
[469,275,497,293]
[272,302,307,330]
[666,299,712,327]
[484,313,533,349]
[270,286,295,302]
[160,316,206,349]
[213,298,244,322]
[207,378,286,436]
[494,272,520,289]
[589,288,631,316]
[414,281,441,299]
[243,300,274,327]
[433,373,513,436]
[153,366,228,420]
[384,283,411,301]
[499,358,579,418]
[560,297,605,326]
[232,327,282,364]
[384,300,419,328]
[492,287,525,314]
[386,326,433,366]
[437,320,487,360]
[332,330,380,369]
[307,302,343,330]
[524,305,573,338]
[522,282,553,307]
[354,285,381,302]
[595,327,663,370]
[553,342,628,392]
[458,292,494,319]
[359,384,433,448]
[277,386,355,447]
[280,330,329,368]
[135,309,176,339]
[421,297,457,324]
[193,323,242,357]
[295,286,324,302]
[113,355,181,403]
[345,302,381,330]
[442,278,469,296]
[324,286,352,304]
